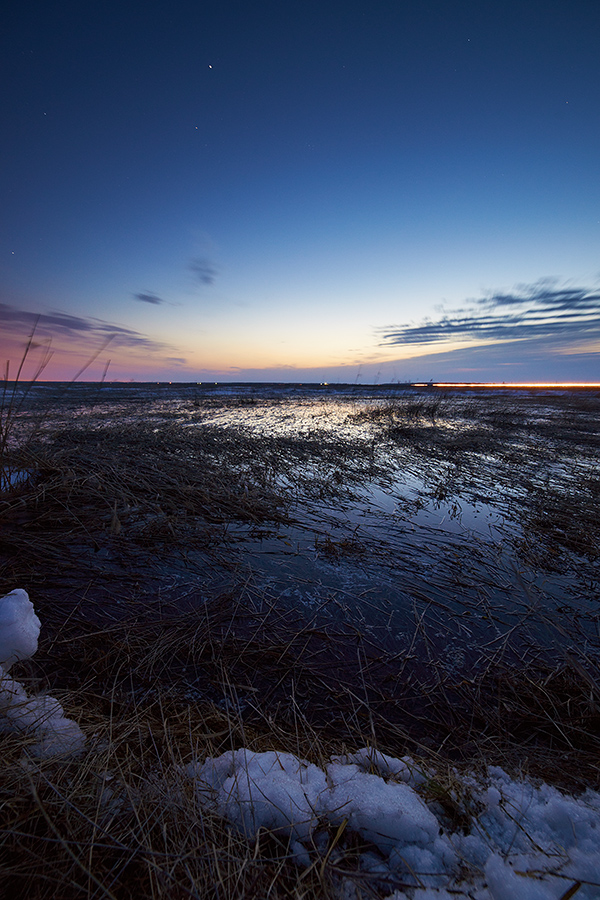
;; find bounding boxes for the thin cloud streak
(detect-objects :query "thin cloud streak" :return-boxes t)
[380,282,600,348]
[132,292,166,305]
[189,257,218,286]
[0,302,171,354]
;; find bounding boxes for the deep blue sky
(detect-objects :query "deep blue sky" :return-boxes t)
[2,0,599,381]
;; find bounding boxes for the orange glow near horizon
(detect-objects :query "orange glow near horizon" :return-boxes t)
[415,382,600,389]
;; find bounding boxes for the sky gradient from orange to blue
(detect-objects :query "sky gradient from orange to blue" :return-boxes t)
[2,0,600,383]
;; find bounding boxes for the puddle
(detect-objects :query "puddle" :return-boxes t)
[0,467,32,492]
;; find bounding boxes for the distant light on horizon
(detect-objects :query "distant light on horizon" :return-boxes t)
[423,382,600,389]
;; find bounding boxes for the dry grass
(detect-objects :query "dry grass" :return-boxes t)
[2,589,599,898]
[0,590,361,899]
[0,420,290,598]
[3,586,599,899]
[0,699,343,899]
[1,384,600,897]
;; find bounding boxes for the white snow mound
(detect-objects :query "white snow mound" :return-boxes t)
[0,588,41,669]
[0,589,85,757]
[188,749,328,864]
[188,748,600,898]
[188,747,455,878]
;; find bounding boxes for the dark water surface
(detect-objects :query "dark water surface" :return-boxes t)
[6,382,600,682]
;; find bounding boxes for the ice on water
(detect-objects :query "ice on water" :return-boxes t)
[0,589,85,757]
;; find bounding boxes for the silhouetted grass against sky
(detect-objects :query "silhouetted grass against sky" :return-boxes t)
[1,0,599,381]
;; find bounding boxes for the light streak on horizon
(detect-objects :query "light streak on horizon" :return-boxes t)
[415,382,600,389]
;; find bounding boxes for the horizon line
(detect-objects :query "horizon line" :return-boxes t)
[5,379,600,389]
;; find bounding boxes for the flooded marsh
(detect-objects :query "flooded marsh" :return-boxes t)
[1,382,600,787]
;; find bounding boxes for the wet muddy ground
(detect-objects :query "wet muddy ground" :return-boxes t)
[2,383,600,784]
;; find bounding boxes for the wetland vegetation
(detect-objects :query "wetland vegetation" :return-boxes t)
[1,382,599,898]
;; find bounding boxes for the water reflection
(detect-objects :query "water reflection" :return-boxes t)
[10,382,600,681]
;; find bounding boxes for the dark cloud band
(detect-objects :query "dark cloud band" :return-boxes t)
[380,282,600,347]
[133,292,165,305]
[0,302,170,353]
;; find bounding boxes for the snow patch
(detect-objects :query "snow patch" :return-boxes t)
[0,589,85,757]
[187,748,600,898]
[0,588,40,668]
[188,749,327,864]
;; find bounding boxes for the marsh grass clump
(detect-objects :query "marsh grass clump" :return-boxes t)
[1,327,118,496]
[0,595,339,899]
[314,532,367,559]
[0,700,340,900]
[0,420,292,595]
[0,592,431,900]
[352,395,446,431]
[0,335,53,494]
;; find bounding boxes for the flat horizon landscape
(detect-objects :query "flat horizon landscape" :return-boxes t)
[2,0,600,892]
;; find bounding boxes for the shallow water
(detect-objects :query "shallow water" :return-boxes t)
[8,382,600,676]
[165,388,599,675]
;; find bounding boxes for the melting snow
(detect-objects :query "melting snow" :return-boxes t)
[0,589,85,757]
[187,746,600,898]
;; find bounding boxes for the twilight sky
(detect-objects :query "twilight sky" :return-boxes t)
[2,0,599,382]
